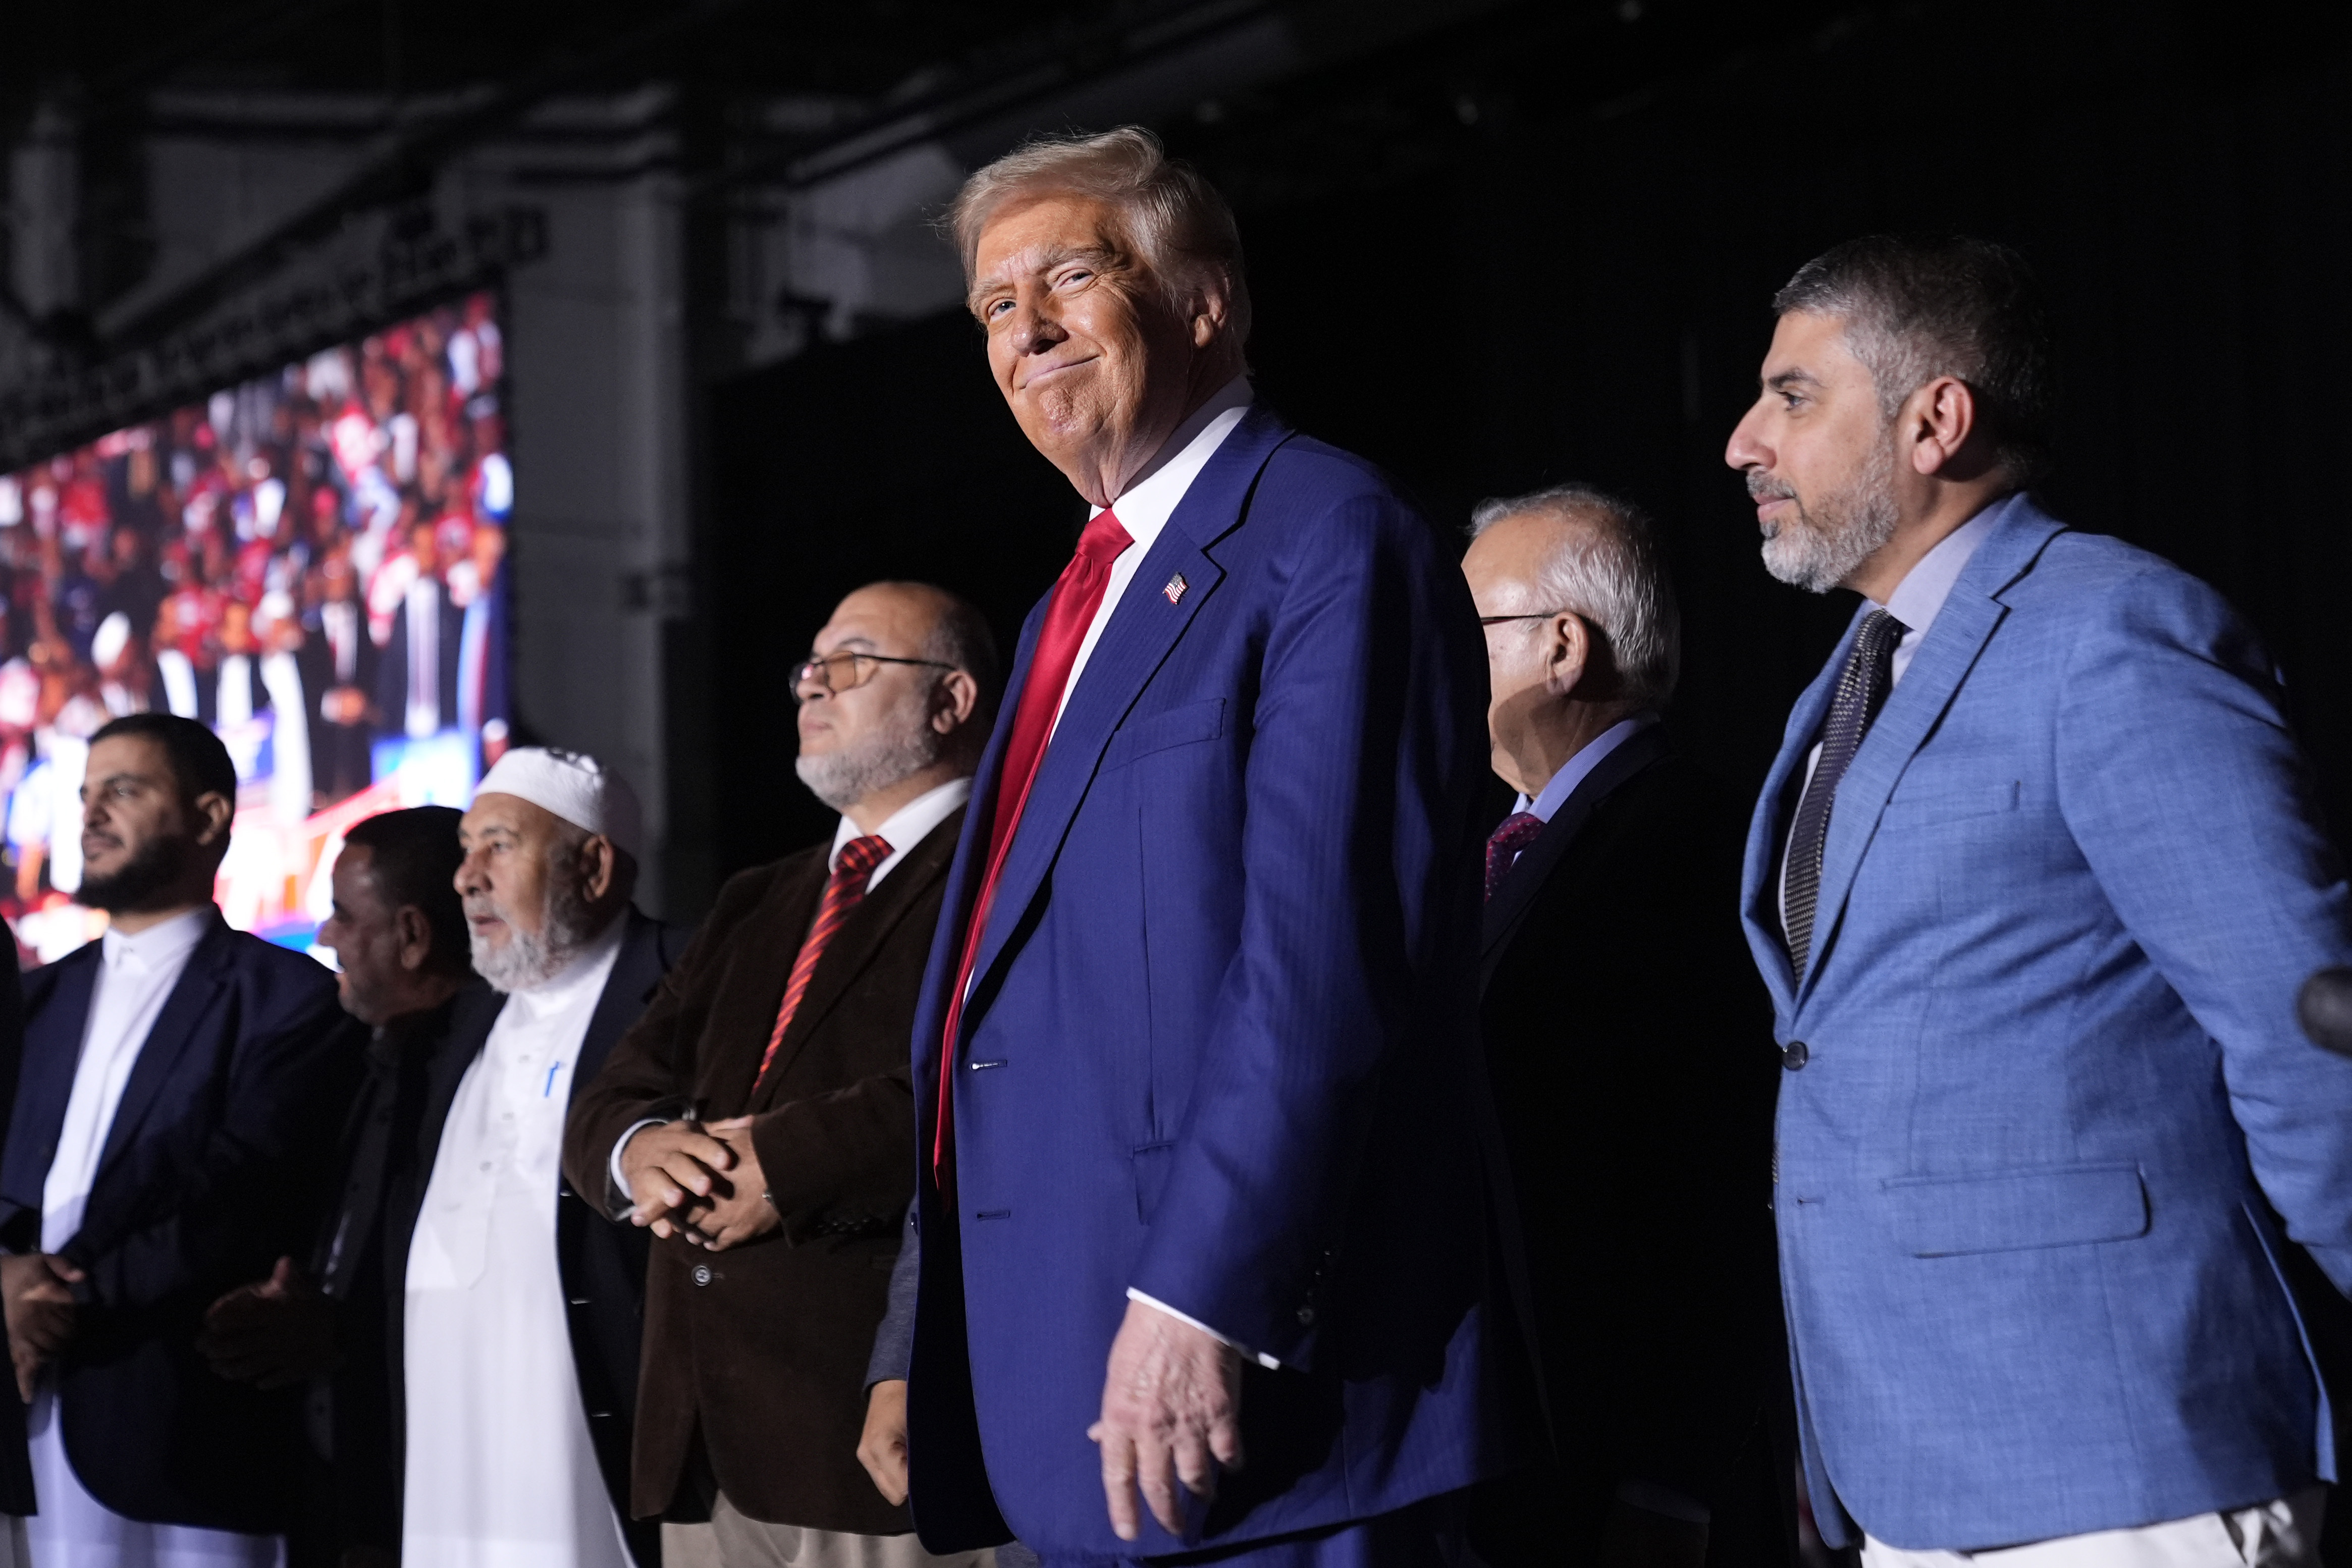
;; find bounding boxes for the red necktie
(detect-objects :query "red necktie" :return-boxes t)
[755,834,892,1090]
[933,509,1134,1177]
[1484,812,1543,901]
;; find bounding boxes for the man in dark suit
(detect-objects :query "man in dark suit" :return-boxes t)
[375,524,465,744]
[302,549,380,801]
[400,747,689,1568]
[1460,486,1784,1567]
[0,713,363,1560]
[198,804,476,1568]
[566,582,998,1568]
[906,128,1504,1564]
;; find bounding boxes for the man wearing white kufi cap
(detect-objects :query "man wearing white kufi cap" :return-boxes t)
[397,748,689,1568]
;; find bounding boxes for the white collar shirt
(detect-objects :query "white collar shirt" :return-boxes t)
[826,775,973,891]
[1053,374,1255,731]
[42,906,213,1254]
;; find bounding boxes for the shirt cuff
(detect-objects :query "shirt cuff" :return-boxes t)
[1126,1288,1281,1370]
[607,1118,667,1220]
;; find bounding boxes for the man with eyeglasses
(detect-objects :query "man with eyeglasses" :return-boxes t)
[564,581,999,1568]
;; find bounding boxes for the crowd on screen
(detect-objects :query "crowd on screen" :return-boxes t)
[0,294,511,952]
[0,127,2345,1568]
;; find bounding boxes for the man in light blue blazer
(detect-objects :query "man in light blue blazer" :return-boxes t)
[1725,235,2352,1565]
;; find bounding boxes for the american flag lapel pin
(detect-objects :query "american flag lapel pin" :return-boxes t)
[1163,572,1188,605]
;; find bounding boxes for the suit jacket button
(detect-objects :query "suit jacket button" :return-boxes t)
[1296,1306,1315,1326]
[1782,1041,1809,1071]
[691,1264,713,1286]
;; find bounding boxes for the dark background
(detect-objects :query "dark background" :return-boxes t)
[697,0,2352,881]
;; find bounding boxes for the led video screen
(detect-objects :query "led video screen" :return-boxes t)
[0,292,512,962]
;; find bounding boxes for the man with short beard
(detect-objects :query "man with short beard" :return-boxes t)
[400,748,690,1568]
[564,582,995,1568]
[1725,236,2352,1565]
[0,713,362,1563]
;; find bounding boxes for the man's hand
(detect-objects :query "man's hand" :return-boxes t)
[1088,1297,1244,1543]
[198,1258,338,1388]
[689,1117,782,1252]
[2,1252,84,1403]
[620,1118,740,1241]
[858,1378,911,1505]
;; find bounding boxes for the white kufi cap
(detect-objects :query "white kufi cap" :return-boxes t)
[473,746,642,857]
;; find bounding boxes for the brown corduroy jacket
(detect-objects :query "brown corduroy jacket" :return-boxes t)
[561,809,962,1532]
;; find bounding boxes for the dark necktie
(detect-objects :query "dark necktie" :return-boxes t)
[1782,608,1908,977]
[756,834,892,1090]
[1485,812,1543,902]
[934,508,1135,1178]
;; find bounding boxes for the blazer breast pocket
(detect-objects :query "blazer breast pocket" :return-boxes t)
[1880,779,2021,829]
[1104,698,1225,771]
[1884,1162,2149,1257]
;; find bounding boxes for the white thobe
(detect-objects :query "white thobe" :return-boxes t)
[400,917,630,1568]
[10,907,286,1568]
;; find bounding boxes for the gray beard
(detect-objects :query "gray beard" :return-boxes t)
[796,722,941,812]
[468,873,603,993]
[1757,440,1900,594]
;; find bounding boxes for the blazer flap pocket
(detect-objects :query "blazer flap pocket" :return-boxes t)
[1885,1162,2148,1257]
[1882,779,2020,827]
[1105,698,1225,770]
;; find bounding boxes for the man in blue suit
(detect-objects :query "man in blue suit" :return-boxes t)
[0,713,362,1561]
[902,127,1506,1565]
[1726,235,2352,1565]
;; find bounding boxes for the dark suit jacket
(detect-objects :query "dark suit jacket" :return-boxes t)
[907,407,1504,1557]
[563,814,962,1533]
[367,910,687,1568]
[373,589,465,740]
[0,913,363,1531]
[1472,728,1783,1561]
[291,989,472,1565]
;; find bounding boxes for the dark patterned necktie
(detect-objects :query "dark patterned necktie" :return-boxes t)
[1782,609,1908,977]
[1485,812,1544,902]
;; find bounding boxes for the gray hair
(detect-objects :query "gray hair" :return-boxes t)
[1468,484,1681,708]
[1774,234,2053,486]
[948,126,1252,344]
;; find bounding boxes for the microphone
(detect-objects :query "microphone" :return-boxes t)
[2298,967,2352,1058]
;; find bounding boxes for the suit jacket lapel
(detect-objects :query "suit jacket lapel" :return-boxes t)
[95,916,232,1173]
[0,948,100,1219]
[964,409,1292,1007]
[568,908,669,1114]
[1790,498,2066,1010]
[1481,726,1671,989]
[757,812,964,1103]
[1740,618,1854,1019]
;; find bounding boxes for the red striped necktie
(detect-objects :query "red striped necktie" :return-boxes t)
[933,508,1134,1178]
[754,834,892,1091]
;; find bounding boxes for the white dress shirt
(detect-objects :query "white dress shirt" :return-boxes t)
[825,775,974,891]
[402,916,630,1568]
[605,777,977,1196]
[19,906,286,1568]
[1053,374,1255,732]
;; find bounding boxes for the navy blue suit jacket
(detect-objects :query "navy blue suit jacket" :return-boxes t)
[0,912,363,1531]
[906,407,1509,1557]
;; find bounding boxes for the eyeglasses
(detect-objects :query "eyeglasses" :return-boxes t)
[791,651,956,697]
[1477,609,1571,627]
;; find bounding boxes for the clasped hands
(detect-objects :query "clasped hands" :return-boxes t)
[620,1116,780,1251]
[1,1252,84,1403]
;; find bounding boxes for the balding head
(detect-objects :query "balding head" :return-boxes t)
[794,582,997,832]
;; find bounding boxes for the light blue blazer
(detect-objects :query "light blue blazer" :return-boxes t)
[1740,494,2352,1550]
